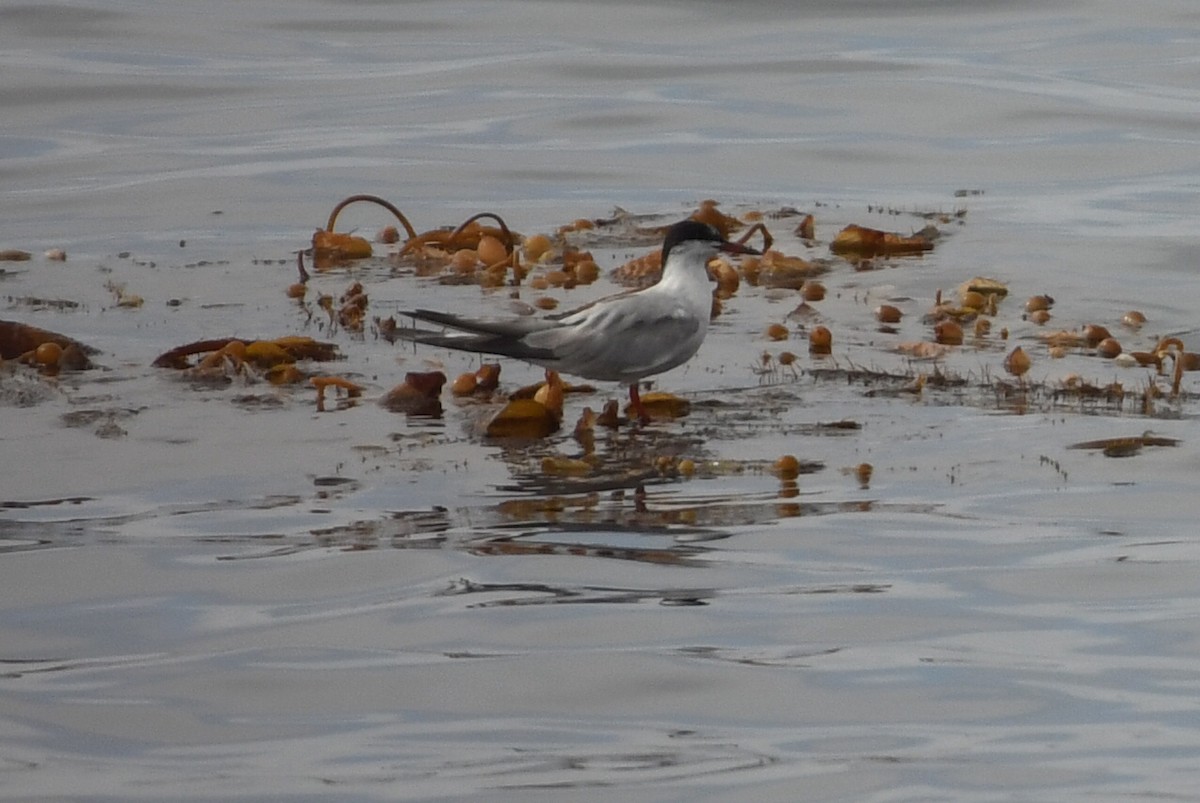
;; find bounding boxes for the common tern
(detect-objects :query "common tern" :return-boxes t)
[396,219,760,422]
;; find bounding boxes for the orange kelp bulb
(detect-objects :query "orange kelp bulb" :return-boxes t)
[312,230,372,264]
[801,281,826,302]
[477,234,508,266]
[1004,346,1031,377]
[451,372,477,396]
[572,259,600,285]
[1121,310,1146,329]
[960,291,987,311]
[475,363,501,391]
[766,323,789,341]
[809,325,832,355]
[795,214,815,241]
[773,455,801,480]
[523,233,553,262]
[1096,337,1122,359]
[59,343,91,370]
[223,340,248,362]
[450,249,478,271]
[1082,323,1112,347]
[934,320,963,345]
[875,304,902,324]
[1025,295,1054,313]
[33,341,63,366]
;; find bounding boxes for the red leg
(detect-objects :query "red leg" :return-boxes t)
[628,383,651,425]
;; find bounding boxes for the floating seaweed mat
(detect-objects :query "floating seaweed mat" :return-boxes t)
[311,195,522,284]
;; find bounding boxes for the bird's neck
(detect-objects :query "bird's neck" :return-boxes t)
[657,251,714,311]
[659,250,711,291]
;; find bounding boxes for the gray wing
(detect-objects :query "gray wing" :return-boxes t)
[524,293,706,382]
[402,309,559,338]
[394,309,561,361]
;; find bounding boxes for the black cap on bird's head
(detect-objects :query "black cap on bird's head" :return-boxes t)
[660,218,761,263]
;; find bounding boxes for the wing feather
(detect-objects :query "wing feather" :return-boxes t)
[402,309,557,338]
[527,300,704,382]
[393,310,559,361]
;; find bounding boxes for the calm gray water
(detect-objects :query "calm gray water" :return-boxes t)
[3,1,1200,799]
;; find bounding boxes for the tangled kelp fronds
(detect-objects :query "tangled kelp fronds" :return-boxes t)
[311,196,526,287]
[7,190,1195,532]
